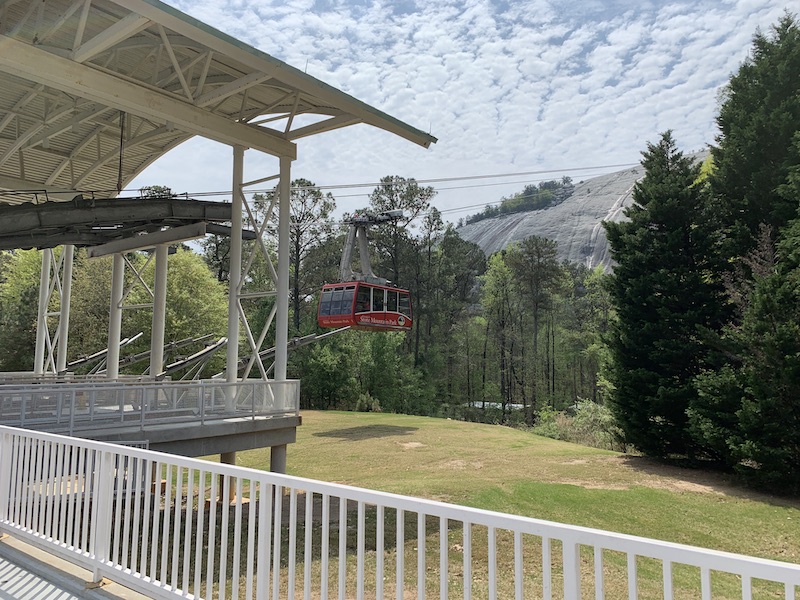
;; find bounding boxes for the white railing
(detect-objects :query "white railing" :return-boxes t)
[0,379,300,435]
[0,426,798,600]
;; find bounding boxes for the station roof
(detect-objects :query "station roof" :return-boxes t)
[0,0,437,206]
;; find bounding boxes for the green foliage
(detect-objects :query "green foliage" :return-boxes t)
[604,131,726,457]
[298,330,434,415]
[532,401,624,451]
[599,15,800,493]
[692,220,800,492]
[262,178,336,332]
[465,178,574,224]
[0,250,41,370]
[684,13,800,490]
[68,251,114,360]
[711,12,800,256]
[368,175,436,288]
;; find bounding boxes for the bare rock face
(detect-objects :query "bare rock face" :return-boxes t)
[456,166,643,271]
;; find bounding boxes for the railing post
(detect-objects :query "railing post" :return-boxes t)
[141,384,146,428]
[563,539,581,600]
[90,449,116,582]
[0,431,14,521]
[200,381,206,425]
[69,391,75,436]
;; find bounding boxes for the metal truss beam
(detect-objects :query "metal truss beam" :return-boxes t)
[0,35,297,159]
[87,222,206,257]
[33,246,74,375]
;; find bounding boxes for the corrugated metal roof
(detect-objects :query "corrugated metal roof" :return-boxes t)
[0,0,436,205]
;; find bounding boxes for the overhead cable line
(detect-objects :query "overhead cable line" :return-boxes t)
[0,161,637,201]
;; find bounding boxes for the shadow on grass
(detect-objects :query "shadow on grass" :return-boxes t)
[312,424,418,441]
[617,455,800,508]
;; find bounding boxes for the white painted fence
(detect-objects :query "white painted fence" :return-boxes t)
[0,379,299,435]
[0,425,798,600]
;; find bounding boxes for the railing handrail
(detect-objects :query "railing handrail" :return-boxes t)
[0,379,301,434]
[0,377,300,392]
[0,425,798,599]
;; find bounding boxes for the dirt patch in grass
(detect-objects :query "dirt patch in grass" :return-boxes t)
[613,455,800,507]
[396,441,425,449]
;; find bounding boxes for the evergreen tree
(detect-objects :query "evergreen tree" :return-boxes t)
[694,220,800,492]
[689,13,800,485]
[693,135,800,489]
[604,132,725,457]
[711,13,800,257]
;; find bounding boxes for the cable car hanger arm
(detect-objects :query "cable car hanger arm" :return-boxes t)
[339,209,403,286]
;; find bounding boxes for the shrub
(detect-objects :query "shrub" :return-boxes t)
[532,400,626,451]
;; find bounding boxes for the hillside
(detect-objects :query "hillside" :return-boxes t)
[234,411,800,563]
[456,165,642,271]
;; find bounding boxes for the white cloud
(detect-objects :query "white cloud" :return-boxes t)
[130,0,790,222]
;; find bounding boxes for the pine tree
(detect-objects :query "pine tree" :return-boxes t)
[692,134,800,490]
[711,13,800,257]
[688,13,800,486]
[604,132,725,457]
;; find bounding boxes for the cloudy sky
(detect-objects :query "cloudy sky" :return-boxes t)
[130,0,788,224]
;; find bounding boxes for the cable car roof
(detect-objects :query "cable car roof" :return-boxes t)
[0,0,437,206]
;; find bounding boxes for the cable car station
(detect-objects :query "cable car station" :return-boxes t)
[0,0,435,471]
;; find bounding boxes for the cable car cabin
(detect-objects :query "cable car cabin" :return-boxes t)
[318,282,413,331]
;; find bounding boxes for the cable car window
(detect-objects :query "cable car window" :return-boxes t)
[372,288,384,311]
[387,290,398,312]
[341,288,355,314]
[356,286,370,313]
[399,293,411,317]
[320,289,333,316]
[330,288,344,314]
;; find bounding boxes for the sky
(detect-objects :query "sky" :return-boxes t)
[129,0,789,224]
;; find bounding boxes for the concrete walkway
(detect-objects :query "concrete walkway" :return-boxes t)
[0,536,146,600]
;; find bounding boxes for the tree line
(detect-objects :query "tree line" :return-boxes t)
[0,13,797,494]
[464,177,574,225]
[604,13,800,493]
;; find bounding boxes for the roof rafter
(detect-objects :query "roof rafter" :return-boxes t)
[0,0,434,205]
[0,83,44,137]
[37,0,86,46]
[73,125,181,187]
[46,123,105,185]
[287,115,361,140]
[106,0,436,148]
[24,104,112,150]
[194,71,272,107]
[0,34,297,158]
[0,101,76,169]
[73,12,151,63]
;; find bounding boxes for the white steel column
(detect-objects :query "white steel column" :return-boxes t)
[33,249,53,375]
[226,145,245,393]
[150,244,169,377]
[221,146,245,480]
[269,155,292,474]
[56,244,74,373]
[275,155,291,382]
[106,253,125,379]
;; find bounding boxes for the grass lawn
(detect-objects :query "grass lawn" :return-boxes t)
[234,410,800,565]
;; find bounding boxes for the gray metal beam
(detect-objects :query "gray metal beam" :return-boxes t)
[86,222,207,257]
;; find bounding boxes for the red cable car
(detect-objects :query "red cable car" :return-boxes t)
[318,281,413,331]
[317,210,413,332]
